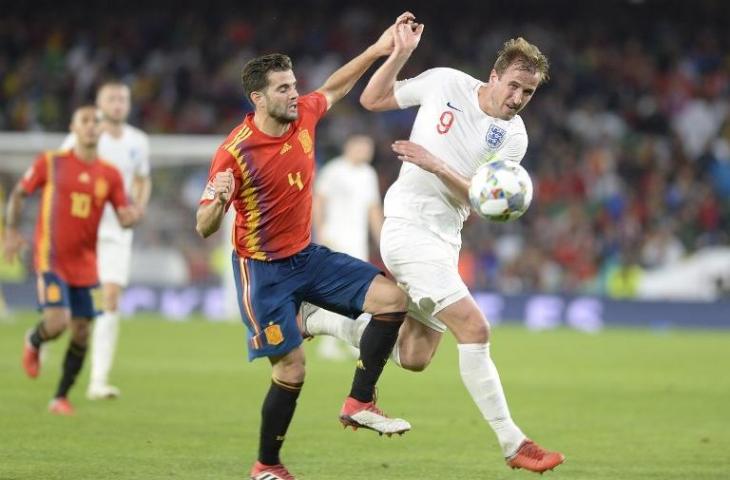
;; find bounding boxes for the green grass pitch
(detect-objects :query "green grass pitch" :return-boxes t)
[1,312,729,479]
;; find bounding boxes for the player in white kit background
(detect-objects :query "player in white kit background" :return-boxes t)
[62,81,151,400]
[303,16,565,473]
[312,134,383,359]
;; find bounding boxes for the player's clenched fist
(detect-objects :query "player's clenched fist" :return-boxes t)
[393,13,424,55]
[215,168,235,205]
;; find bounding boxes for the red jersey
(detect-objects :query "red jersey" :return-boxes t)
[201,92,328,260]
[21,150,127,286]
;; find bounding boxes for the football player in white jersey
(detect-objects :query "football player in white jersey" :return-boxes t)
[313,134,384,360]
[62,81,151,400]
[303,18,565,473]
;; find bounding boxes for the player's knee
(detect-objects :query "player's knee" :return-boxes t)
[103,285,121,311]
[397,341,434,372]
[272,349,306,383]
[70,320,91,346]
[278,364,305,384]
[43,310,71,337]
[379,284,408,314]
[104,296,119,312]
[400,356,431,372]
[461,311,490,344]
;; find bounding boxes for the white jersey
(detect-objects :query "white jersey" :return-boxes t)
[62,125,150,243]
[315,157,380,260]
[386,68,528,245]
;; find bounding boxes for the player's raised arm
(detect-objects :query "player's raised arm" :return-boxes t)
[316,11,415,109]
[360,16,424,112]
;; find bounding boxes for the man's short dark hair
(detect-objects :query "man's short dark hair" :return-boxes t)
[241,54,293,105]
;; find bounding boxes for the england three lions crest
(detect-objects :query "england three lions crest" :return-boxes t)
[486,124,507,151]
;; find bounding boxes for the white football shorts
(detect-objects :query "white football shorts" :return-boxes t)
[97,236,133,287]
[380,217,469,333]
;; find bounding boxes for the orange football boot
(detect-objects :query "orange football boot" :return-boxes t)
[507,439,565,473]
[250,461,296,480]
[48,397,75,416]
[22,336,40,378]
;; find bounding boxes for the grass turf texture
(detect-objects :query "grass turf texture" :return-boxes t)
[1,313,728,479]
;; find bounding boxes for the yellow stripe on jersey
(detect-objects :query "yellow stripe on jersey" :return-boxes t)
[225,125,267,261]
[38,153,55,272]
[224,125,253,154]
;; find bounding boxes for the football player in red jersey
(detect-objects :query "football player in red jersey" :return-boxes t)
[3,106,141,415]
[196,12,417,480]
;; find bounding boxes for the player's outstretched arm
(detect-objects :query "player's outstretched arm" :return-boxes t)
[360,17,424,112]
[2,184,29,262]
[196,168,234,238]
[391,140,469,202]
[317,11,414,109]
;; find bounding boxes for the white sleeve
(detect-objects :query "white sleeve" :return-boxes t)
[135,134,151,177]
[394,68,454,109]
[60,133,75,150]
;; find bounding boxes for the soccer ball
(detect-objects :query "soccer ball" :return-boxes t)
[468,160,533,222]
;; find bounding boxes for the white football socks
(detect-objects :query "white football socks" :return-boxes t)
[306,308,403,366]
[457,343,526,457]
[306,308,368,349]
[90,311,120,387]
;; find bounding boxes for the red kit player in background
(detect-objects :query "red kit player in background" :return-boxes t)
[2,106,141,415]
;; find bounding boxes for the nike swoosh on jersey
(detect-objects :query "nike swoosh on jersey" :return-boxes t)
[446,101,463,112]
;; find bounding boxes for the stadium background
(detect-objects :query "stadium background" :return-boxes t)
[1,1,729,479]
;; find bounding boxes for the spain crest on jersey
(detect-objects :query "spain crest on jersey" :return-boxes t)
[264,324,284,345]
[486,124,507,151]
[298,129,313,157]
[94,178,109,205]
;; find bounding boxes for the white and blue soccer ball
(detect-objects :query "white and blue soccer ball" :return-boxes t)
[468,160,533,222]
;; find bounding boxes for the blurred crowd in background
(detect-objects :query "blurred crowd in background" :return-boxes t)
[1,0,729,297]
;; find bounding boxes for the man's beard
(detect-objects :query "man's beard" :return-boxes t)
[269,105,297,123]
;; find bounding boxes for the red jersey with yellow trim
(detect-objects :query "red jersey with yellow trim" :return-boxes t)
[201,92,328,260]
[21,150,127,286]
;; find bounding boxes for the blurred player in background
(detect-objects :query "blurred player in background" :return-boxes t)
[62,81,151,400]
[196,13,415,480]
[312,134,383,360]
[3,106,141,415]
[303,16,565,473]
